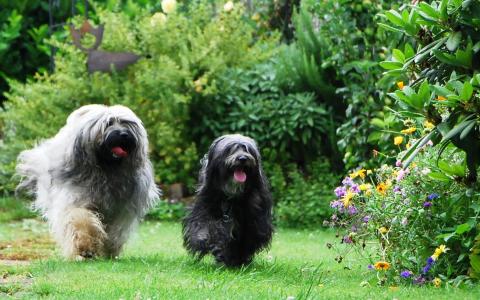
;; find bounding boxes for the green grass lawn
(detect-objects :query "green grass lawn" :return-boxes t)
[1,214,480,299]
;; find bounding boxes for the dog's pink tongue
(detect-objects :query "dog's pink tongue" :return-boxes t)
[233,170,247,183]
[111,146,128,157]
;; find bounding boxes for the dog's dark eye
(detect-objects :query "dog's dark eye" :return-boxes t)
[106,119,114,127]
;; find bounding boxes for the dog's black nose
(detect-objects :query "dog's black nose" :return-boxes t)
[120,131,130,138]
[237,155,247,162]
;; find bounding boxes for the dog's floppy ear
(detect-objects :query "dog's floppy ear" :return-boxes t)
[207,136,226,162]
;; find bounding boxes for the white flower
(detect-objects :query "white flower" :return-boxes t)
[150,12,167,27]
[224,1,234,12]
[421,168,431,175]
[401,217,408,226]
[161,0,177,14]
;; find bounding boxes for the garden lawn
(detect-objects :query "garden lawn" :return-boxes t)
[1,218,480,299]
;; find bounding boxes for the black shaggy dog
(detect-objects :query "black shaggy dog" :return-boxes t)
[182,134,273,267]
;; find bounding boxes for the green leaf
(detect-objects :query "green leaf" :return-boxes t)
[418,2,440,20]
[456,223,473,235]
[392,49,405,63]
[404,44,415,59]
[370,118,385,128]
[439,0,448,20]
[377,22,404,33]
[438,160,466,177]
[379,61,403,70]
[436,232,456,242]
[367,131,382,142]
[385,10,405,27]
[460,81,473,101]
[428,172,452,182]
[446,32,462,51]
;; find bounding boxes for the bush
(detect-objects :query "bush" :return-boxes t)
[329,145,479,286]
[146,200,186,222]
[267,160,340,228]
[379,0,480,181]
[328,0,480,285]
[0,1,277,194]
[275,0,401,170]
[191,62,332,167]
[0,1,70,104]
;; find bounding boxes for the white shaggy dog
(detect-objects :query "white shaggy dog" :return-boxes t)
[16,104,160,260]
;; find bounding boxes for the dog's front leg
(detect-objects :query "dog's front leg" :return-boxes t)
[54,207,107,260]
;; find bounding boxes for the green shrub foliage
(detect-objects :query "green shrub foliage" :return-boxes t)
[0,1,277,193]
[330,0,480,285]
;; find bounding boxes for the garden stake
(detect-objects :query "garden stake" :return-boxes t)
[69,20,140,73]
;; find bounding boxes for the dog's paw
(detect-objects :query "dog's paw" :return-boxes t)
[73,230,104,259]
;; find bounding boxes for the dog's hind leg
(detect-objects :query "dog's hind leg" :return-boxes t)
[53,207,107,260]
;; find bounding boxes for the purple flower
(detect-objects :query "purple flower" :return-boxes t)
[395,160,402,167]
[426,256,434,265]
[427,193,439,200]
[422,256,435,274]
[393,185,402,193]
[367,264,374,270]
[422,265,431,274]
[363,215,371,223]
[330,200,342,208]
[348,205,358,215]
[423,201,432,208]
[334,186,346,198]
[351,184,360,194]
[342,176,354,187]
[331,214,338,221]
[343,235,352,244]
[400,270,412,278]
[351,225,358,232]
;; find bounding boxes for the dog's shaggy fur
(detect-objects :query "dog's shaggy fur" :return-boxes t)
[16,104,159,260]
[182,134,273,267]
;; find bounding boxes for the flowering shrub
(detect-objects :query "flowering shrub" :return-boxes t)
[328,144,480,286]
[379,0,480,182]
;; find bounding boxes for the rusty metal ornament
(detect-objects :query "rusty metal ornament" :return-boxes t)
[69,20,140,73]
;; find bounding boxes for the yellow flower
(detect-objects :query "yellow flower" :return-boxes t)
[397,81,404,90]
[150,12,167,27]
[401,127,416,134]
[437,95,446,101]
[342,190,355,208]
[366,169,373,175]
[406,141,411,149]
[194,79,203,93]
[224,1,234,12]
[433,244,449,259]
[394,136,403,145]
[359,184,371,191]
[378,227,389,234]
[374,261,390,270]
[376,182,388,195]
[349,169,366,179]
[437,244,449,253]
[161,0,177,14]
[251,13,260,22]
[433,277,441,288]
[365,189,372,196]
[389,286,399,291]
[424,120,435,130]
